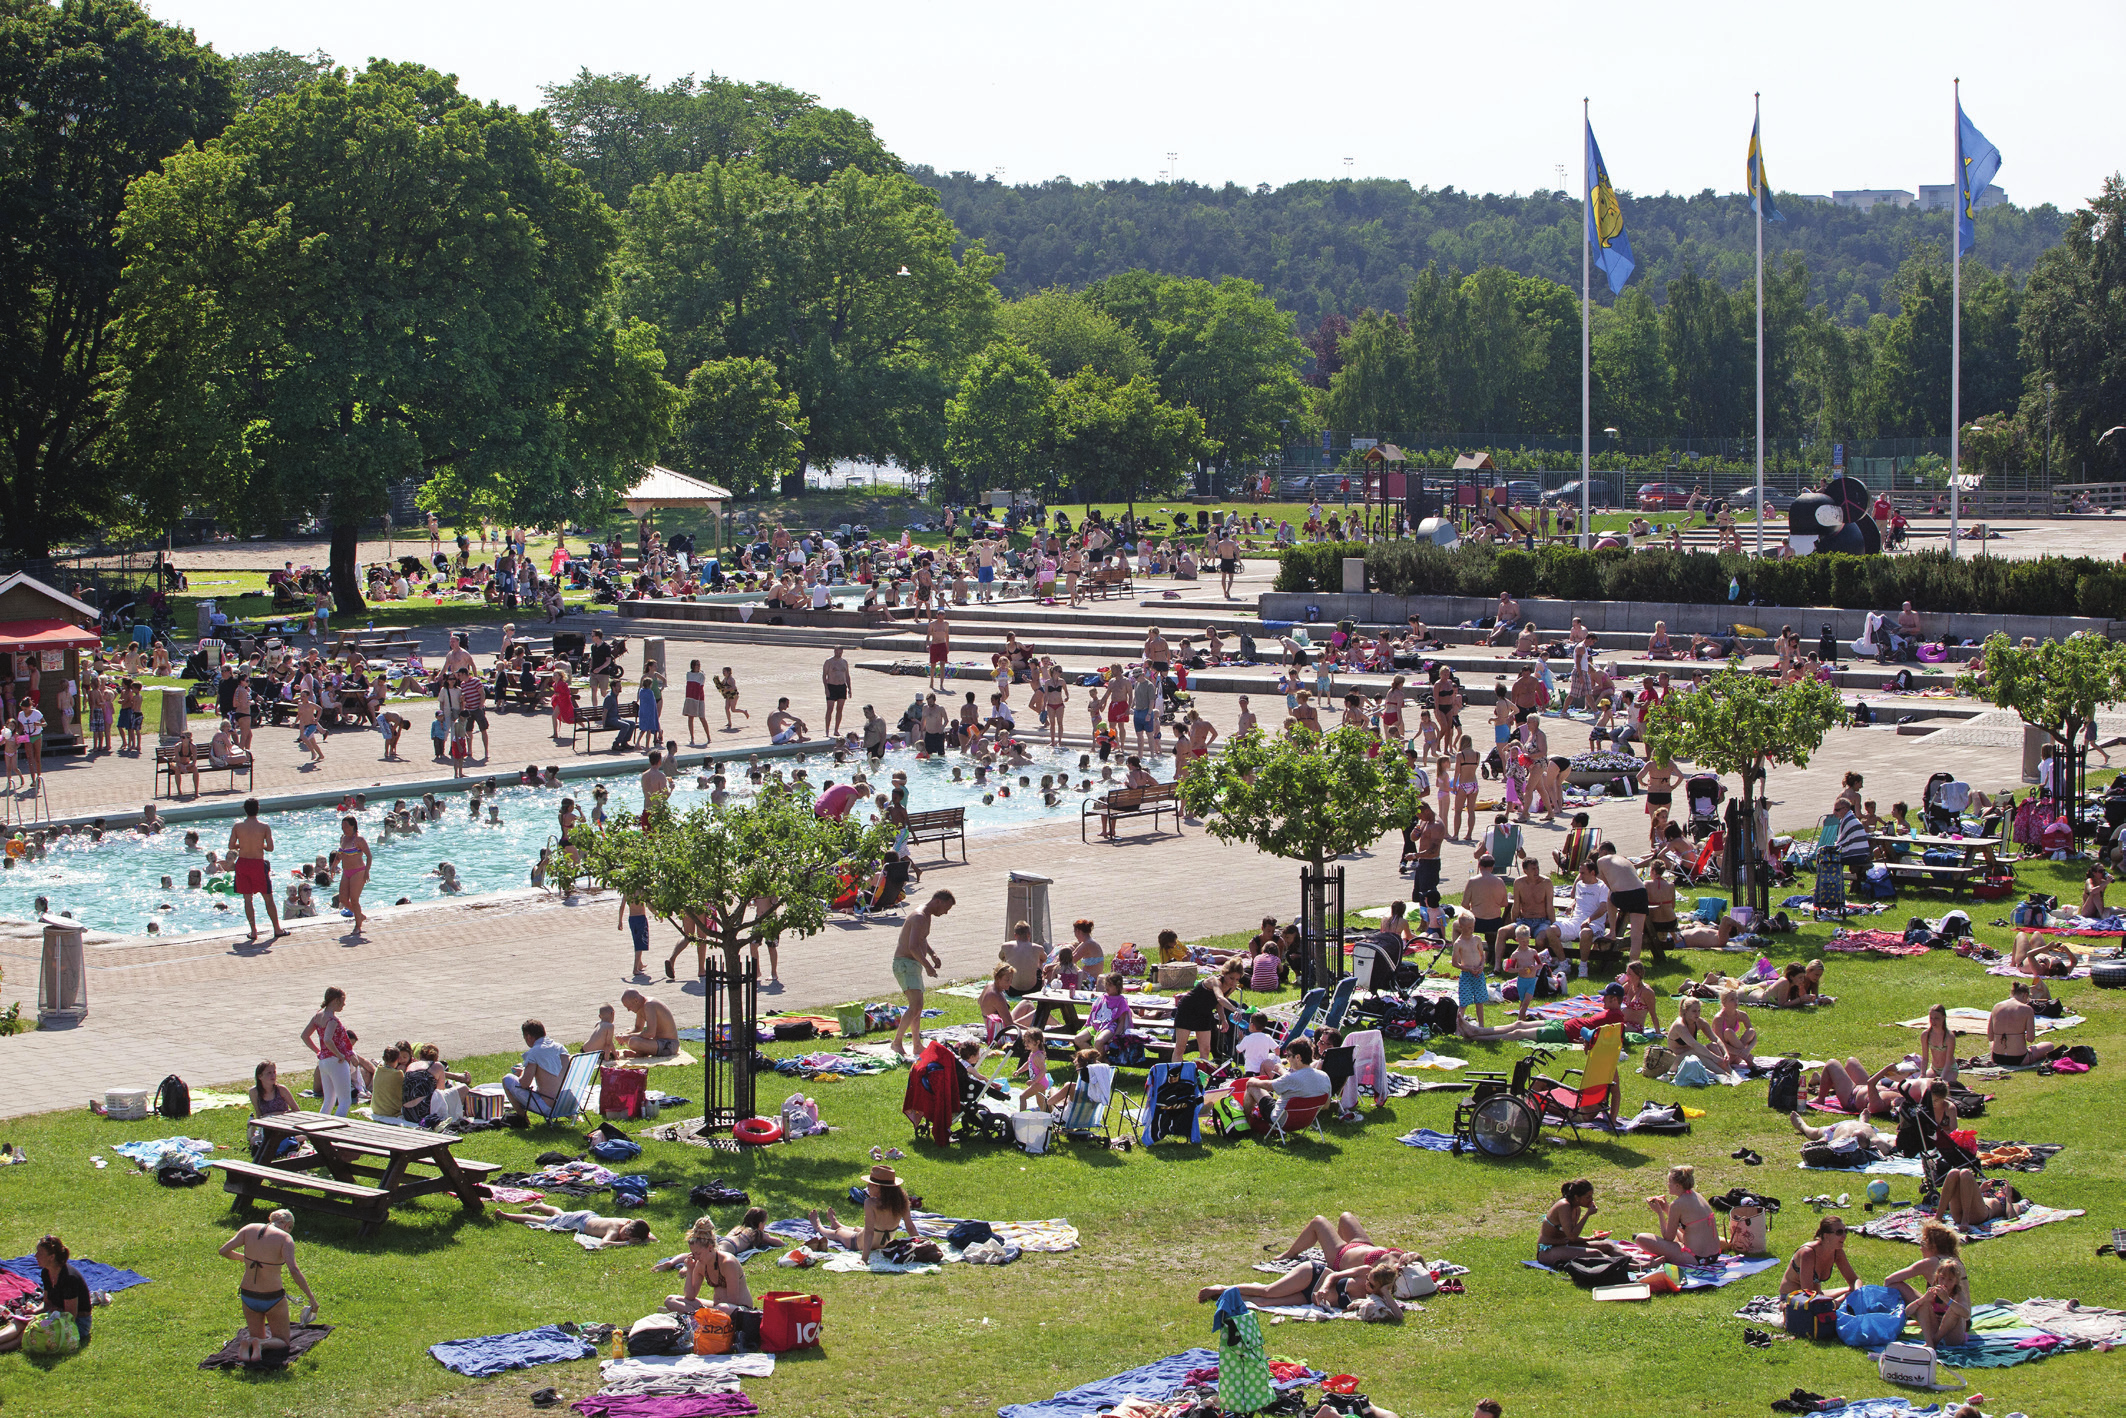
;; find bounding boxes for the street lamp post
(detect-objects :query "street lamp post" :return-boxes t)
[2045,382,2056,487]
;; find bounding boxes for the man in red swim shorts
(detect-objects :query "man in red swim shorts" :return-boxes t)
[925,611,951,692]
[227,797,289,944]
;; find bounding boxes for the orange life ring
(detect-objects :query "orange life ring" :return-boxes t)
[733,1117,784,1146]
[4,838,23,858]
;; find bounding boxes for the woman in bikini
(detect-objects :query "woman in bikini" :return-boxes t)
[808,1164,921,1263]
[1196,1257,1401,1312]
[1938,1169,2029,1230]
[1269,1212,1424,1272]
[1885,1221,1961,1304]
[219,1208,319,1363]
[1449,734,1481,842]
[1778,1215,1857,1300]
[1905,1257,1972,1347]
[1918,1003,1959,1086]
[663,1215,756,1315]
[1536,1178,1628,1265]
[1711,989,1759,1070]
[720,1206,772,1257]
[334,815,373,938]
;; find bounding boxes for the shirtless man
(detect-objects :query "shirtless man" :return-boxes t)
[890,890,955,1055]
[227,798,288,943]
[1407,804,1448,904]
[1461,855,1514,970]
[1593,843,1649,964]
[920,695,949,758]
[926,612,951,691]
[294,692,324,764]
[1215,529,1240,597]
[1987,982,2060,1067]
[583,1005,618,1059]
[639,750,671,810]
[766,698,809,745]
[441,630,476,680]
[1634,1165,1722,1268]
[1786,1111,1897,1156]
[971,537,998,603]
[616,988,679,1057]
[1510,855,1560,953]
[822,647,851,735]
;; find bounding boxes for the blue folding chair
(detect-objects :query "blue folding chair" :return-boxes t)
[1277,988,1325,1046]
[1318,975,1357,1034]
[1132,1061,1204,1145]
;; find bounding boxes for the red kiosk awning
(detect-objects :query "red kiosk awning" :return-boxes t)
[0,618,99,653]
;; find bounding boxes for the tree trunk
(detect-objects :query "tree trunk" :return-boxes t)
[781,451,808,499]
[329,520,368,617]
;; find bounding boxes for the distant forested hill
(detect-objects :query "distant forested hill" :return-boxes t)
[909,169,2067,329]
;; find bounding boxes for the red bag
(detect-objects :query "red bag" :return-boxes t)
[599,1065,647,1119]
[758,1291,823,1353]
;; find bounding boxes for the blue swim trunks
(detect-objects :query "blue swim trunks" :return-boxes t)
[1457,969,1487,1007]
[976,566,994,583]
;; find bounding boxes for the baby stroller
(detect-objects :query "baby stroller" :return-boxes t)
[1923,773,1969,835]
[1684,773,1727,842]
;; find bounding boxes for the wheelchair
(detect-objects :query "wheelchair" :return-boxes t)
[1450,1049,1555,1159]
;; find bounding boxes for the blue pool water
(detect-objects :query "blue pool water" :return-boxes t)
[4,746,1166,937]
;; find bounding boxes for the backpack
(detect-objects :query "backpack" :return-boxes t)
[625,1313,686,1356]
[1150,1076,1201,1141]
[156,1074,191,1121]
[1430,995,1462,1035]
[1565,1255,1632,1288]
[1766,1058,1801,1114]
[156,1160,208,1187]
[1629,1101,1691,1134]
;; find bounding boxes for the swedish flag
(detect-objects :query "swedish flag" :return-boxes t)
[1955,99,2001,256]
[1585,121,1634,293]
[1746,116,1783,222]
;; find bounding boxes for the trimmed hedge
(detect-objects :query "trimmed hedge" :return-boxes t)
[1273,542,2126,620]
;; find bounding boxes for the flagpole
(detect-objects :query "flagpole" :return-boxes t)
[1754,93,1766,559]
[1581,98,1591,552]
[1949,79,1963,559]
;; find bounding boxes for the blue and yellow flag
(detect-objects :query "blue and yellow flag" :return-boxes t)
[1746,115,1783,222]
[1585,121,1634,293]
[1955,99,2001,255]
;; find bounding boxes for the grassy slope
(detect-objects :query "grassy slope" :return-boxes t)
[2,852,2121,1417]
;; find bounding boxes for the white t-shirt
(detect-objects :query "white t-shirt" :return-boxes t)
[521,1036,567,1084]
[1236,1033,1282,1073]
[1563,880,1612,934]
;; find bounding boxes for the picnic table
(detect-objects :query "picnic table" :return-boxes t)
[334,624,412,650]
[1869,832,2000,896]
[1025,987,1177,1040]
[210,1112,496,1238]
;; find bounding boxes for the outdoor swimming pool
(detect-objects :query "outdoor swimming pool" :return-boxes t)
[2,745,1168,937]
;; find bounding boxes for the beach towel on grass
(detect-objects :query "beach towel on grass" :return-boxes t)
[573,1395,758,1418]
[1859,1202,2084,1244]
[1804,1403,1950,1418]
[1891,1007,2082,1035]
[1394,1128,1460,1152]
[819,1251,939,1275]
[0,1256,150,1294]
[1525,1248,1777,1291]
[111,1136,215,1168]
[199,1323,333,1370]
[595,1353,773,1397]
[998,1348,1224,1418]
[1797,1154,1927,1176]
[1987,960,2093,979]
[1870,1324,2069,1369]
[910,1212,1080,1253]
[428,1323,594,1377]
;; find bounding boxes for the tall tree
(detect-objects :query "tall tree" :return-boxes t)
[668,356,806,498]
[1323,310,1417,435]
[1661,269,1749,437]
[1592,286,1670,435]
[996,287,1149,383]
[540,70,897,208]
[1055,372,1207,510]
[944,340,1057,501]
[622,162,1001,495]
[229,47,331,109]
[109,61,674,611]
[0,0,235,557]
[2019,175,2126,477]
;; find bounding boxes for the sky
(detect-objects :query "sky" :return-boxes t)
[154,0,2124,212]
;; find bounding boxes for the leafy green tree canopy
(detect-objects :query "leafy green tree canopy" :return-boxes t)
[110,59,674,610]
[1055,372,1207,508]
[669,357,807,499]
[229,46,331,109]
[1956,632,2126,747]
[996,287,1150,383]
[1642,669,1846,797]
[2018,174,2126,477]
[0,0,235,556]
[944,341,1058,499]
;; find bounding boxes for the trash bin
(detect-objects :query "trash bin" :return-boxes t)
[1006,871,1053,948]
[37,916,86,1024]
[157,686,188,744]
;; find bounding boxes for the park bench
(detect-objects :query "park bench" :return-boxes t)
[903,806,968,862]
[156,740,253,797]
[573,702,638,754]
[1878,860,1986,896]
[1080,782,1182,843]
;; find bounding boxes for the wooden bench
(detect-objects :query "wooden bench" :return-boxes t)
[1879,861,1985,895]
[214,1159,395,1226]
[573,703,638,753]
[903,806,967,862]
[155,742,252,797]
[1081,783,1182,842]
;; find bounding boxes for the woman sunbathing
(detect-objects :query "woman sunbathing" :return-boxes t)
[1197,1257,1400,1312]
[721,1206,771,1256]
[498,1205,654,1248]
[1536,1178,1627,1265]
[1269,1212,1423,1272]
[662,1216,755,1315]
[1809,1057,1904,1114]
[808,1164,919,1262]
[1937,1169,2029,1229]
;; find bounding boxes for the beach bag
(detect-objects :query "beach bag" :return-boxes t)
[599,1066,648,1120]
[20,1312,79,1355]
[1836,1286,1908,1348]
[626,1313,686,1356]
[1783,1292,1839,1340]
[1565,1255,1631,1288]
[1011,1110,1051,1155]
[1767,1058,1802,1113]
[1430,995,1461,1035]
[156,1073,191,1120]
[1630,1101,1691,1134]
[1878,1341,1946,1388]
[1694,896,1728,923]
[759,1292,823,1352]
[1638,1044,1676,1079]
[2011,899,2050,928]
[834,1003,868,1038]
[772,1021,816,1042]
[692,1307,734,1355]
[1210,1091,1253,1137]
[588,1136,641,1163]
[1726,1202,1771,1254]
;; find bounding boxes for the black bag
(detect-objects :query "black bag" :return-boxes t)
[2033,996,2065,1018]
[1630,1101,1692,1134]
[1766,1058,1801,1114]
[1149,1077,1201,1142]
[156,1161,208,1187]
[771,1021,816,1042]
[156,1074,191,1120]
[2066,1044,2098,1067]
[625,1313,686,1356]
[1565,1255,1631,1288]
[1801,1141,1861,1169]
[732,1307,763,1350]
[945,1220,996,1248]
[1431,995,1461,1035]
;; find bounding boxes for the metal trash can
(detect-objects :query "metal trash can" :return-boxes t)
[37,916,86,1024]
[1005,871,1053,948]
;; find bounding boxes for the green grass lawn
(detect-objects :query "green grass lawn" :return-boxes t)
[2,860,2121,1417]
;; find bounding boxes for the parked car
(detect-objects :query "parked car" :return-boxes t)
[1725,485,1787,513]
[1542,479,1618,508]
[1504,479,1542,505]
[1636,482,1696,510]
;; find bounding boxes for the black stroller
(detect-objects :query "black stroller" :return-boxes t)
[1922,772,1971,835]
[1684,773,1727,842]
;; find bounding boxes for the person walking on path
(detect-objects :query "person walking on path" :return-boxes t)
[714,667,749,731]
[891,890,954,1056]
[229,798,288,944]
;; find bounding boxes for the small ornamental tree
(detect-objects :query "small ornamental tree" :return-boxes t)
[1175,725,1417,979]
[582,788,893,1114]
[1957,632,2126,834]
[1642,669,1845,910]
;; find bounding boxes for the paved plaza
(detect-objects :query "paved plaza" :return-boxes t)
[0,532,2103,1118]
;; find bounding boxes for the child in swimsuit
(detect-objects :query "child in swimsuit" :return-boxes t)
[335,816,373,935]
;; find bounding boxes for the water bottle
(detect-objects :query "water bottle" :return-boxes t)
[611,1326,626,1360]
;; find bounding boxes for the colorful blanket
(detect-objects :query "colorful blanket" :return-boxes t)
[0,1256,151,1294]
[1395,1128,1460,1153]
[573,1396,759,1418]
[1796,1155,1927,1176]
[1858,1202,2085,1245]
[1987,961,2093,979]
[1526,1247,1779,1291]
[1825,930,1932,957]
[1892,1007,2082,1035]
[111,1136,215,1168]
